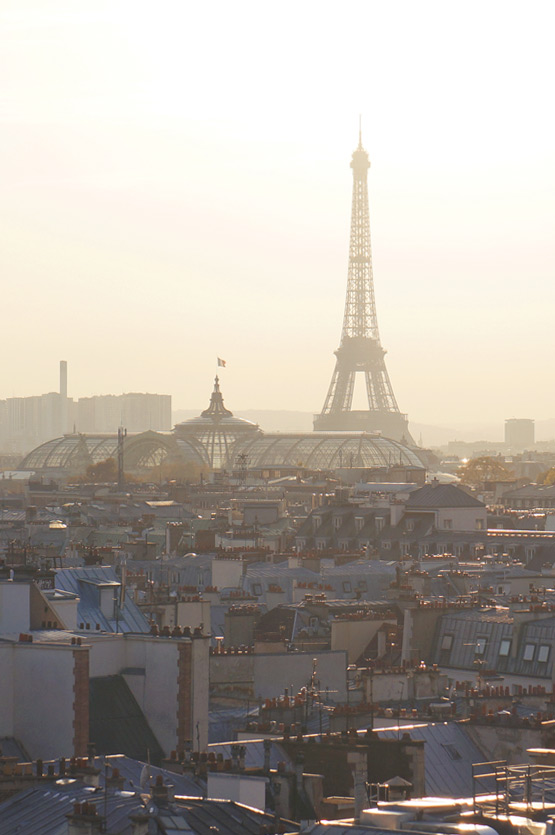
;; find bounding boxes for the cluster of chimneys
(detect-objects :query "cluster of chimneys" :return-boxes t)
[454,682,550,697]
[334,610,395,621]
[149,624,205,638]
[70,802,98,819]
[228,604,260,615]
[209,644,253,655]
[417,598,480,608]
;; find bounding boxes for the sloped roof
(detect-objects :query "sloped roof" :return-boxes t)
[376,722,490,796]
[406,483,484,509]
[55,565,150,633]
[89,675,165,764]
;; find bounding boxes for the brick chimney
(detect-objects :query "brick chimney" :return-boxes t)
[129,812,150,835]
[66,802,104,834]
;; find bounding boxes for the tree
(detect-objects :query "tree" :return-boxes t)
[541,468,555,486]
[457,456,514,487]
[150,457,205,484]
[80,457,118,483]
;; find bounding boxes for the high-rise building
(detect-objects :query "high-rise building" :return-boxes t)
[314,133,413,443]
[505,418,535,449]
[75,392,172,434]
[0,362,171,454]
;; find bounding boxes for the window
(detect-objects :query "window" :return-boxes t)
[538,644,551,664]
[523,643,535,662]
[382,541,391,550]
[376,518,385,533]
[441,743,462,761]
[476,519,485,530]
[499,639,511,657]
[441,634,453,651]
[252,583,262,595]
[475,637,487,656]
[444,519,453,530]
[406,520,415,532]
[343,581,352,593]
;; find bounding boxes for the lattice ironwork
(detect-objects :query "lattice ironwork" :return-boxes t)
[315,134,411,441]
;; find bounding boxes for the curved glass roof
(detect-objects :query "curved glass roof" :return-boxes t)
[20,433,209,471]
[233,433,424,470]
[21,435,117,470]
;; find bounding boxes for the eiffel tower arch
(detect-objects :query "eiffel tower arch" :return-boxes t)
[314,133,414,445]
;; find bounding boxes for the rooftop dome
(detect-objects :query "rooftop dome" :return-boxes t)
[175,376,261,469]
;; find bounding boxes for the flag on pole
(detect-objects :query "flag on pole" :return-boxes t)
[217,357,226,367]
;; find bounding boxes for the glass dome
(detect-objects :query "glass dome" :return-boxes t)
[175,376,261,469]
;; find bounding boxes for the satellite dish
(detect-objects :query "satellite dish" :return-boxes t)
[139,764,150,793]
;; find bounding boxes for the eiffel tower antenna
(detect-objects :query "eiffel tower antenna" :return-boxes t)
[314,132,413,443]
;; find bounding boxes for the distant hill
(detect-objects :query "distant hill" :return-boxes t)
[172,411,555,447]
[172,409,314,432]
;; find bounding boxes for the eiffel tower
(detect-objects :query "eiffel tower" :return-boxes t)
[314,132,414,444]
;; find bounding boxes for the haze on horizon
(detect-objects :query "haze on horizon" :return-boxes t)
[1,0,554,429]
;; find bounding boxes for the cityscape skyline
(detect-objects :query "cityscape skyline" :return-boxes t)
[2,1,554,427]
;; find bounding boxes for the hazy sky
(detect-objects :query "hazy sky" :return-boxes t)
[2,1,554,428]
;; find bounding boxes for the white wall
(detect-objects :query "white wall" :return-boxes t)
[48,596,79,630]
[0,645,14,737]
[176,600,211,631]
[191,637,209,751]
[13,644,76,758]
[253,650,347,701]
[86,634,126,677]
[124,636,180,756]
[212,559,243,589]
[0,582,30,633]
[207,772,268,811]
[437,506,487,532]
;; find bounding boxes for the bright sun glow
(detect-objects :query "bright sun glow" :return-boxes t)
[1,0,554,435]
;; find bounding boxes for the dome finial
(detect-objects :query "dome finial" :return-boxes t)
[202,376,232,418]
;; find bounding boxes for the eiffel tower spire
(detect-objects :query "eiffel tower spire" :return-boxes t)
[314,133,413,443]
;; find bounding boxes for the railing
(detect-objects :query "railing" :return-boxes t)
[472,760,555,816]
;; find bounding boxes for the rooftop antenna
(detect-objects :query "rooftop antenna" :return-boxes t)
[358,114,362,148]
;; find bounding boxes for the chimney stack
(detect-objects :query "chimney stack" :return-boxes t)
[60,360,68,399]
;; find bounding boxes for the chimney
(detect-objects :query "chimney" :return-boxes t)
[105,766,125,790]
[129,812,150,835]
[66,802,104,834]
[347,751,368,823]
[263,739,271,774]
[60,360,68,399]
[151,774,173,804]
[295,752,304,792]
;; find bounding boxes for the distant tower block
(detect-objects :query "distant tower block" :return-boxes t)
[59,360,68,435]
[59,360,68,399]
[314,134,413,443]
[505,418,535,449]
